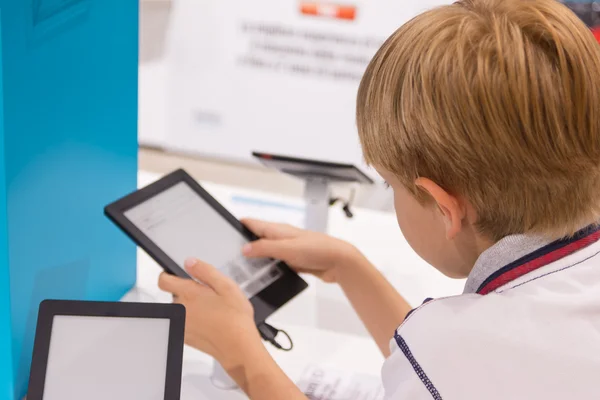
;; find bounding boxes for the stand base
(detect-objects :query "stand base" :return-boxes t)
[210,360,238,390]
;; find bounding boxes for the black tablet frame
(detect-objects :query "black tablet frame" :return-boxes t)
[252,151,374,184]
[104,169,308,324]
[27,300,186,400]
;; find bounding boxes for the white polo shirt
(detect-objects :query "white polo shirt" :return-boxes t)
[383,225,600,400]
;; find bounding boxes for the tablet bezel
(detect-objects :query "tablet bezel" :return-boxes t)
[104,169,308,324]
[27,300,185,400]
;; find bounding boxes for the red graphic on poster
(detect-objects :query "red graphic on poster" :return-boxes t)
[300,2,357,21]
[593,26,600,42]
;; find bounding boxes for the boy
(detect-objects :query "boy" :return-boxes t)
[158,0,600,398]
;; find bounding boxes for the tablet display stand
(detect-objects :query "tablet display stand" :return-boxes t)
[304,178,331,232]
[252,152,374,233]
[252,152,376,334]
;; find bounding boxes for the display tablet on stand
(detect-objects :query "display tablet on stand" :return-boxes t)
[252,151,374,184]
[252,151,374,232]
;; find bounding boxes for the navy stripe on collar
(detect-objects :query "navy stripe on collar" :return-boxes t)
[476,224,600,294]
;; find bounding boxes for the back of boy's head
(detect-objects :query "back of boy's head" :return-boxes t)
[357,0,600,241]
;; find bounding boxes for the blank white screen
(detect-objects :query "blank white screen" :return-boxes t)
[42,315,170,400]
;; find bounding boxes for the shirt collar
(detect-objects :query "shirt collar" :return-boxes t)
[464,224,600,294]
[464,234,552,294]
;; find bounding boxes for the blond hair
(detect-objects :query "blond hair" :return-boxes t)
[357,0,600,241]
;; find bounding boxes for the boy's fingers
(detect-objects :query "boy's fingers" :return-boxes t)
[242,238,296,261]
[158,272,197,297]
[241,218,299,240]
[185,258,237,295]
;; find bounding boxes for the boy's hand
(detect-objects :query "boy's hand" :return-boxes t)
[241,219,362,283]
[158,259,261,369]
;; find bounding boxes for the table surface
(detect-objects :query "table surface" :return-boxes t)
[123,170,466,399]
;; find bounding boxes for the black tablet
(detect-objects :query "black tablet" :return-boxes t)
[252,151,374,184]
[104,169,308,323]
[27,300,185,400]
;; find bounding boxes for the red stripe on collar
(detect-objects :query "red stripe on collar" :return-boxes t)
[478,227,600,295]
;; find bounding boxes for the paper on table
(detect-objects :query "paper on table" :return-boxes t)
[296,365,384,400]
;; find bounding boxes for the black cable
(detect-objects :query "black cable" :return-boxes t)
[329,187,356,219]
[257,322,294,351]
[342,188,356,218]
[342,203,354,218]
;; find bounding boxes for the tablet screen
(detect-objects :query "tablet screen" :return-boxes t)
[123,181,282,297]
[42,315,170,400]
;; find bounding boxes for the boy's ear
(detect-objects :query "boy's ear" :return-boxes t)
[415,178,466,240]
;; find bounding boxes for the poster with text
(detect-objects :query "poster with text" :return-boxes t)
[164,0,452,169]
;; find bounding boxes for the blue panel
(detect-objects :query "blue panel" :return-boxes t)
[31,0,92,41]
[0,0,139,398]
[0,10,16,400]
